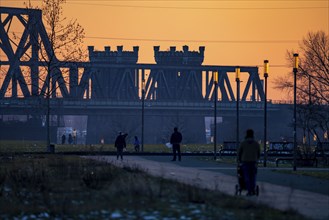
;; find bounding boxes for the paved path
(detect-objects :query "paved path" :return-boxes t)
[86,155,329,220]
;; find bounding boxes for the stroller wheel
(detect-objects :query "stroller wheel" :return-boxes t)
[255,185,259,196]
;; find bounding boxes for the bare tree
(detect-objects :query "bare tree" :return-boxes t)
[274,31,329,144]
[275,31,329,104]
[23,0,86,149]
[35,0,86,62]
[300,31,329,104]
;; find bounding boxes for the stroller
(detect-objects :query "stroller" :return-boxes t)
[235,164,259,196]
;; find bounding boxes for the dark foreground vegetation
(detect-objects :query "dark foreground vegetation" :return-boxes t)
[0,155,307,219]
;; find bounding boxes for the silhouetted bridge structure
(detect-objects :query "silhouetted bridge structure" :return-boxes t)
[0,7,294,144]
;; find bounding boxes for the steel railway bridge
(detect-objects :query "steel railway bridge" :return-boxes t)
[0,7,294,144]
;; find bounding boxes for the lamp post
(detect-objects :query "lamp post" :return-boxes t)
[141,77,145,152]
[235,67,240,152]
[46,74,51,152]
[213,71,218,160]
[263,60,269,167]
[293,53,299,171]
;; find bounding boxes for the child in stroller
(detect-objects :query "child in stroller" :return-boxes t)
[235,163,259,196]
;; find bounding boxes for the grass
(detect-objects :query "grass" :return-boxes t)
[274,170,329,180]
[0,140,217,153]
[0,140,46,152]
[0,155,308,219]
[199,156,329,180]
[1,139,327,180]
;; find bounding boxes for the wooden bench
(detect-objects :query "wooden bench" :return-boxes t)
[219,141,238,155]
[267,142,294,155]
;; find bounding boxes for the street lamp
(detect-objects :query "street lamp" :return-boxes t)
[293,53,299,171]
[141,76,146,152]
[263,60,269,167]
[46,73,51,152]
[213,71,218,160]
[235,67,240,152]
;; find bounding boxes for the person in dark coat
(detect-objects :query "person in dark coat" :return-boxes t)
[170,127,183,161]
[115,132,127,160]
[68,134,73,145]
[238,129,261,196]
[134,136,140,152]
[61,134,66,144]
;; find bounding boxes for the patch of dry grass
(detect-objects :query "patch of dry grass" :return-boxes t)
[274,170,329,180]
[0,140,216,153]
[0,155,307,219]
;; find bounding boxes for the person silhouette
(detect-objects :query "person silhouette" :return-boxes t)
[115,132,127,160]
[61,133,66,144]
[170,127,183,161]
[68,133,73,145]
[134,136,140,152]
[72,128,77,145]
[237,129,261,196]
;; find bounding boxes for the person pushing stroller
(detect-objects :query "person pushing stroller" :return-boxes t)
[237,129,261,196]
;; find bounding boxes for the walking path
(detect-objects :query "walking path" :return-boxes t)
[86,155,329,220]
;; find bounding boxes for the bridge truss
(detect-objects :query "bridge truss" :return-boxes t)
[0,7,265,103]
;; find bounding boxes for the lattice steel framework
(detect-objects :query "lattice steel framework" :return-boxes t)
[0,7,265,103]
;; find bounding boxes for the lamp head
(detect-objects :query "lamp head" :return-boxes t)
[293,53,299,69]
[213,71,218,84]
[264,60,269,78]
[235,67,240,80]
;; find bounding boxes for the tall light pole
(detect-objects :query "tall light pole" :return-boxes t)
[46,80,51,152]
[293,53,299,171]
[141,75,145,152]
[235,67,240,152]
[46,73,51,152]
[263,60,269,167]
[213,71,218,160]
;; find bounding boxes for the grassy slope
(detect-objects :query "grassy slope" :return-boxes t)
[0,155,307,219]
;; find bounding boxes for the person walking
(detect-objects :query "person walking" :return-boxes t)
[170,127,183,161]
[61,133,66,144]
[68,134,73,145]
[72,128,77,145]
[115,132,127,160]
[237,129,261,196]
[134,136,140,152]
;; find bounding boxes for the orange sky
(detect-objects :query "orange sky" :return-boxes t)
[1,0,328,101]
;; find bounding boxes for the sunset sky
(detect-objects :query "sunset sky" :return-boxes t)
[1,0,328,101]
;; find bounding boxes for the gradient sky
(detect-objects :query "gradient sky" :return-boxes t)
[1,0,328,101]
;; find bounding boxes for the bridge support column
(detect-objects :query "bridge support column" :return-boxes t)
[86,110,207,145]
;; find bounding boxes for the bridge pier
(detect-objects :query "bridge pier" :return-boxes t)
[86,108,207,145]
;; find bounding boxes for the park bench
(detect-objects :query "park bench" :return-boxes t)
[274,142,318,167]
[267,141,294,156]
[219,141,238,155]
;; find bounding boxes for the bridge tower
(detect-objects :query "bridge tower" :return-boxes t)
[86,46,140,144]
[147,46,205,101]
[88,46,139,100]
